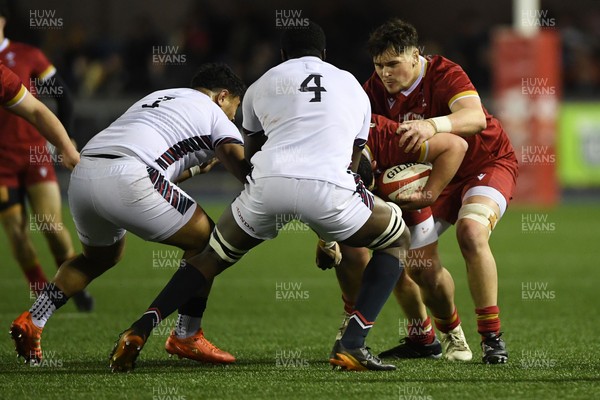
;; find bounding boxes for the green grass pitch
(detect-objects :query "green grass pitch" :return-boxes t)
[0,203,599,399]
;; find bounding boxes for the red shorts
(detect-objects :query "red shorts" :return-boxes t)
[0,145,57,202]
[431,157,518,225]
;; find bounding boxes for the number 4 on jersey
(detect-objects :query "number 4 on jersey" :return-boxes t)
[299,74,326,102]
[142,96,175,108]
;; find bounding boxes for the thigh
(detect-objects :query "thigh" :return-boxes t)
[342,194,408,250]
[26,181,64,220]
[160,204,214,251]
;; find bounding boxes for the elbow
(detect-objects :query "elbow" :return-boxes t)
[475,111,487,132]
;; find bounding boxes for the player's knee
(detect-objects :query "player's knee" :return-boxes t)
[368,202,409,252]
[456,217,490,255]
[457,203,498,235]
[3,222,29,248]
[408,264,440,290]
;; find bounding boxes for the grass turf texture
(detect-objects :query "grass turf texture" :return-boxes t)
[0,203,598,399]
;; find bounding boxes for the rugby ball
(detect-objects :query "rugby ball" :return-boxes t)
[376,162,432,201]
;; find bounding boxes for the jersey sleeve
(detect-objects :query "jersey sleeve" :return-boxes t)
[366,114,424,168]
[30,47,56,82]
[241,83,262,134]
[434,58,479,109]
[211,109,243,148]
[1,63,28,108]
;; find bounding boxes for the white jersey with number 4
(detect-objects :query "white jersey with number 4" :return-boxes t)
[83,88,243,181]
[242,56,370,190]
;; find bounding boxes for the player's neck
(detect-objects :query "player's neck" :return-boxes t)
[407,57,422,89]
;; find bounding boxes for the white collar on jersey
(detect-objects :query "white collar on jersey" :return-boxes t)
[400,55,427,97]
[0,38,9,53]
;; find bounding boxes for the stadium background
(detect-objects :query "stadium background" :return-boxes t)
[1,1,599,399]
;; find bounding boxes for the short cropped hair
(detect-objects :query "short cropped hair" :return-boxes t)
[280,21,326,59]
[190,63,246,98]
[367,19,419,58]
[357,154,374,190]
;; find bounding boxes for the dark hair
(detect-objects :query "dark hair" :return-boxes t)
[0,0,10,20]
[190,63,246,98]
[367,18,419,58]
[357,153,374,190]
[280,21,326,59]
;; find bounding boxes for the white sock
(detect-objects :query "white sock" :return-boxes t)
[175,314,201,338]
[29,292,57,328]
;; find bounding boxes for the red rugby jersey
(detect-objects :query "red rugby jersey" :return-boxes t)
[365,114,425,169]
[363,55,516,180]
[0,38,56,149]
[0,62,27,107]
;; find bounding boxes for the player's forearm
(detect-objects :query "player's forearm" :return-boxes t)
[215,143,251,184]
[31,106,77,155]
[422,133,468,200]
[439,107,487,137]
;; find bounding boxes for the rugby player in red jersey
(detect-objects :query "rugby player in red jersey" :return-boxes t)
[370,19,518,364]
[324,19,517,364]
[0,4,93,310]
[1,62,79,168]
[321,114,473,362]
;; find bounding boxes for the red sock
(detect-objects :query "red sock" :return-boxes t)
[434,308,461,333]
[342,294,354,314]
[24,264,48,296]
[408,316,436,345]
[476,306,501,337]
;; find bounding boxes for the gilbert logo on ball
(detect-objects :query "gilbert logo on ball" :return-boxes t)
[376,163,432,201]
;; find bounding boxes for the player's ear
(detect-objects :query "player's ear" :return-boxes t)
[216,89,230,106]
[371,159,377,172]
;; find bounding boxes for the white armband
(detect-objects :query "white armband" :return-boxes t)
[189,165,201,177]
[429,116,453,133]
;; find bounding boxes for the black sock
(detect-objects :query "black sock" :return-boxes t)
[132,261,208,338]
[178,296,208,318]
[341,251,403,349]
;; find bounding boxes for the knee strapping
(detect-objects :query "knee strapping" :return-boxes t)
[209,227,246,263]
[457,203,498,234]
[368,202,406,251]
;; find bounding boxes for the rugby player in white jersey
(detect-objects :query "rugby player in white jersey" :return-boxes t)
[110,21,411,373]
[10,63,250,366]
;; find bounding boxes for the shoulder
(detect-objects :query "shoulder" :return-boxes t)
[426,55,467,76]
[9,41,45,58]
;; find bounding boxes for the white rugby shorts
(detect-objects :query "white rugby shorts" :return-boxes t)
[408,215,438,249]
[68,156,196,246]
[230,176,373,242]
